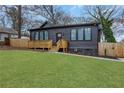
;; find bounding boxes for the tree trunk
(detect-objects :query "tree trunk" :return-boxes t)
[18,5,22,38]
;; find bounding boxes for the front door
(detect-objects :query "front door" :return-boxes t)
[56,33,62,42]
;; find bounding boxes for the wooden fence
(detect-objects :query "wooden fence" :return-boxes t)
[28,40,52,49]
[10,39,52,49]
[98,43,124,57]
[10,39,29,48]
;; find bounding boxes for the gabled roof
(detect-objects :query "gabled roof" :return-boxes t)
[29,22,99,31]
[0,27,18,35]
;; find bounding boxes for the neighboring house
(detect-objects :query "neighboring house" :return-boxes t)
[21,30,30,39]
[0,27,18,42]
[29,22,101,55]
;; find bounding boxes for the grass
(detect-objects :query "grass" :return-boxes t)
[0,50,124,88]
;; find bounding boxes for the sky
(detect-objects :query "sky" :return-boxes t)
[60,5,83,17]
[60,5,123,17]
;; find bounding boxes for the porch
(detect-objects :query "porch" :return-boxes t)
[29,39,68,52]
[10,38,68,52]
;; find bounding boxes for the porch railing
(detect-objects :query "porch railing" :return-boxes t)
[28,40,52,49]
[59,39,68,48]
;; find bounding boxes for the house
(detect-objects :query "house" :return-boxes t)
[0,27,18,42]
[29,22,101,55]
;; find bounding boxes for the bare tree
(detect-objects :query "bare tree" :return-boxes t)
[84,5,118,42]
[0,5,23,38]
[0,5,74,33]
[84,6,118,22]
[32,5,73,25]
[0,15,6,27]
[0,6,19,30]
[112,8,124,41]
[17,5,22,38]
[0,5,42,32]
[20,6,44,30]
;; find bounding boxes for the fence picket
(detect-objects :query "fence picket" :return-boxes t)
[98,43,124,58]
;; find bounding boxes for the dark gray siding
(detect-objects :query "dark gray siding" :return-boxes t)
[46,26,98,49]
[30,25,99,55]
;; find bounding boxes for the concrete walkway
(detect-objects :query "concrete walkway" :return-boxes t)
[49,52,124,62]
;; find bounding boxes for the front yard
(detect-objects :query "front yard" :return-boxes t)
[0,50,124,88]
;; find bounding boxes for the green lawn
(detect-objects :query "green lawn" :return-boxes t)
[0,50,124,88]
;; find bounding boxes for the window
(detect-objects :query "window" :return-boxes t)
[35,32,39,40]
[78,28,84,40]
[39,32,43,40]
[38,31,48,40]
[44,31,48,40]
[71,28,91,41]
[31,32,35,40]
[71,29,76,40]
[57,33,62,37]
[84,28,91,40]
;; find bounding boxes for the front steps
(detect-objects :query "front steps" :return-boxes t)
[49,46,59,52]
[49,39,68,52]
